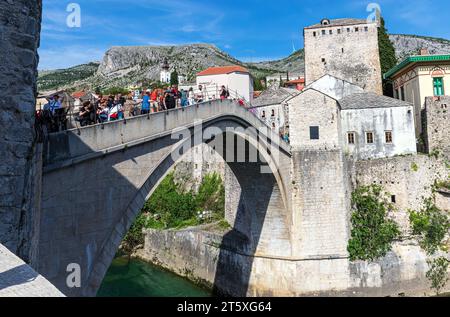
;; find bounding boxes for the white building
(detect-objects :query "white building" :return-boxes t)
[196,65,254,102]
[266,72,303,86]
[287,74,417,160]
[339,93,417,160]
[251,86,300,134]
[160,58,171,84]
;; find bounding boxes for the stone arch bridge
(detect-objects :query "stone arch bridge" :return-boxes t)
[39,100,300,296]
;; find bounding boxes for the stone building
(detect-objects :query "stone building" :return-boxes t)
[304,18,382,95]
[340,93,417,160]
[251,86,300,135]
[423,96,450,158]
[287,75,417,160]
[384,52,450,137]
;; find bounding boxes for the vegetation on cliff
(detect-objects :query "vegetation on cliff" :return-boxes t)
[122,172,226,253]
[409,193,450,294]
[347,185,400,262]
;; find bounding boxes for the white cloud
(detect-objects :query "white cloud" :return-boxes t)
[38,46,105,70]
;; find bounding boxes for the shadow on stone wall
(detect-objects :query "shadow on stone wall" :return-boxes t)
[39,112,288,297]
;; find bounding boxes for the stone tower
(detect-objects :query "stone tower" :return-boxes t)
[160,57,171,83]
[304,18,382,95]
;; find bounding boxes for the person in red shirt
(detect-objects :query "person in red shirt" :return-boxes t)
[150,89,158,113]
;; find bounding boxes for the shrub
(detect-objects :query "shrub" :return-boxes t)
[426,257,450,295]
[348,185,400,261]
[409,198,450,255]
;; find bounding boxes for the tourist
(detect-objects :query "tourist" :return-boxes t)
[141,90,151,114]
[164,90,176,110]
[150,88,158,113]
[188,87,195,106]
[180,89,188,108]
[220,86,229,100]
[49,95,62,113]
[124,96,139,118]
[195,85,204,103]
[76,101,95,126]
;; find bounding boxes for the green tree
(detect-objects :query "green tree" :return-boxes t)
[253,77,266,91]
[378,17,398,96]
[347,185,401,261]
[170,69,179,86]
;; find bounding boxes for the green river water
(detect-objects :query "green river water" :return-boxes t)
[97,257,212,297]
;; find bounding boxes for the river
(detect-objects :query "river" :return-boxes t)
[97,256,212,297]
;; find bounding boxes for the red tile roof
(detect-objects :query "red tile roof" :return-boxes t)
[72,90,86,99]
[285,78,305,84]
[197,65,249,76]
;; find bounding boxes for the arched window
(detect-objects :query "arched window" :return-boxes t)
[262,110,266,118]
[271,109,275,117]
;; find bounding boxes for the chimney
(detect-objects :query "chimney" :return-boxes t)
[420,48,429,56]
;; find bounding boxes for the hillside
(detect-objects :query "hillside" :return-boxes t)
[389,34,450,60]
[37,34,450,92]
[37,62,100,92]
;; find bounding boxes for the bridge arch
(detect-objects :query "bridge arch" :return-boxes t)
[38,100,293,296]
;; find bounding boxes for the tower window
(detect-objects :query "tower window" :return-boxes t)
[364,26,369,32]
[347,132,356,145]
[385,131,393,144]
[329,30,333,35]
[355,27,359,32]
[347,27,351,32]
[337,29,342,34]
[322,30,326,35]
[313,31,317,37]
[262,110,266,118]
[310,126,320,140]
[391,195,396,203]
[271,109,275,117]
[366,132,374,144]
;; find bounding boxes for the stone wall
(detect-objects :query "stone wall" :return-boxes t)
[423,96,450,158]
[352,154,449,233]
[304,21,382,95]
[0,0,42,265]
[288,89,341,151]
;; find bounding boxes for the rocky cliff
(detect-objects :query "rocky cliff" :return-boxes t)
[37,34,450,92]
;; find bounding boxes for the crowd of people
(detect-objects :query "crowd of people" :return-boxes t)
[74,84,231,127]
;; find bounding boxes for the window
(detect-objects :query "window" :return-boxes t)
[313,31,317,37]
[329,30,333,35]
[322,30,326,35]
[272,122,276,129]
[310,126,319,140]
[321,58,326,63]
[347,132,356,145]
[262,110,266,118]
[433,77,444,96]
[355,27,359,32]
[337,29,342,34]
[347,27,351,32]
[385,131,393,144]
[391,195,396,203]
[400,86,405,101]
[341,48,344,53]
[364,26,369,32]
[271,109,275,117]
[366,132,374,144]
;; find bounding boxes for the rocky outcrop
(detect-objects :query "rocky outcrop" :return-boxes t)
[390,34,450,60]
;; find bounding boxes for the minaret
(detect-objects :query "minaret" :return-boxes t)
[160,58,171,83]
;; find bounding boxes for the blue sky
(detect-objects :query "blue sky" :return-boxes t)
[39,0,450,70]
